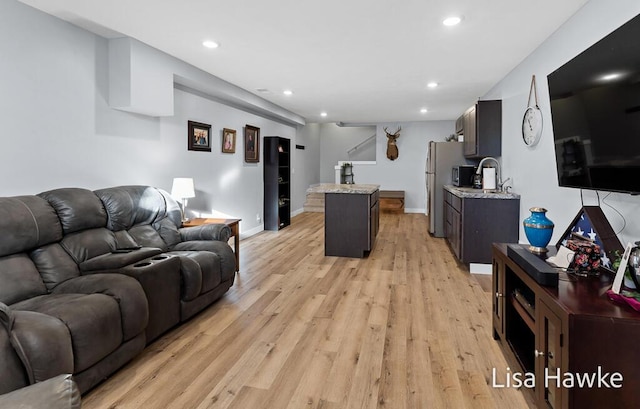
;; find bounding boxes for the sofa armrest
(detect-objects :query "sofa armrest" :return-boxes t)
[179,224,231,242]
[0,374,80,409]
[0,303,74,385]
[51,274,148,341]
[85,255,182,342]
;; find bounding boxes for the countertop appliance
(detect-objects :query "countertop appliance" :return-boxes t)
[452,165,476,187]
[426,141,466,237]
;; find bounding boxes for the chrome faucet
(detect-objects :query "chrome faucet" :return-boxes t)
[476,157,501,191]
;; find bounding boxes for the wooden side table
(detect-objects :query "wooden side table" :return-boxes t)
[182,218,241,272]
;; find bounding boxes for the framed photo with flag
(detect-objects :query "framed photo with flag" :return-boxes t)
[556,206,623,271]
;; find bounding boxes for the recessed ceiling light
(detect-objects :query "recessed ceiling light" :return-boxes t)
[320,112,328,117]
[202,40,219,49]
[443,16,461,26]
[283,90,293,96]
[420,108,428,114]
[427,82,438,88]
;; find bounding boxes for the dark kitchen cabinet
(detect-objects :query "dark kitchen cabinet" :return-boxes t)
[444,187,519,264]
[459,100,502,158]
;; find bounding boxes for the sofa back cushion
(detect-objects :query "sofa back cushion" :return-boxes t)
[38,188,107,235]
[0,255,47,305]
[95,186,180,230]
[128,225,168,251]
[96,186,184,250]
[60,228,117,264]
[0,196,62,258]
[30,244,81,291]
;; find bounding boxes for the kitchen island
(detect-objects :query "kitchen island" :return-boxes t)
[307,184,380,258]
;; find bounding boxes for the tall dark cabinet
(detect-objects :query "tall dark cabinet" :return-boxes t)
[264,137,291,230]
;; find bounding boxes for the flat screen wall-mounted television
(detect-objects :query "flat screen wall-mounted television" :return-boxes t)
[548,13,640,194]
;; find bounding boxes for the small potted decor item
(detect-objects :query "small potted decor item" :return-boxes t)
[566,236,602,276]
[523,207,554,253]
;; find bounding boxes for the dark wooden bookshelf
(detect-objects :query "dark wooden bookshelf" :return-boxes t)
[264,137,290,230]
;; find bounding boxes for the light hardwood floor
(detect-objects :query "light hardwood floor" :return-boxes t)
[82,212,531,409]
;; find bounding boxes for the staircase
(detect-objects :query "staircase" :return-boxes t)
[303,192,325,213]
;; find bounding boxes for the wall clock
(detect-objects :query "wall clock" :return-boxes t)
[522,75,543,146]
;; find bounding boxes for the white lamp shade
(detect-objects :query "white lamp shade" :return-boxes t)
[171,178,195,200]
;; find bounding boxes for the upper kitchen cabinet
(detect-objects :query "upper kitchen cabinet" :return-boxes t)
[459,100,502,158]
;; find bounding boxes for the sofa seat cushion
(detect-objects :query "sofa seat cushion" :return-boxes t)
[166,251,222,301]
[12,294,123,373]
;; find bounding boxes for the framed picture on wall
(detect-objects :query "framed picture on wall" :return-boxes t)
[244,125,260,163]
[222,128,236,153]
[188,121,212,152]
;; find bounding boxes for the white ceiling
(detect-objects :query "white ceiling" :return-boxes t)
[19,0,589,124]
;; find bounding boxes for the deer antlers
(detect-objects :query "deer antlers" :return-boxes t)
[384,127,401,138]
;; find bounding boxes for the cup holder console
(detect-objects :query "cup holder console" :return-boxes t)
[131,254,175,269]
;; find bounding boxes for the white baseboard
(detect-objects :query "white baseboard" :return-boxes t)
[405,208,426,214]
[239,224,264,240]
[470,263,492,275]
[291,208,304,217]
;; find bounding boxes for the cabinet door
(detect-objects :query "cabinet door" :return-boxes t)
[369,198,379,250]
[451,207,461,259]
[492,256,505,340]
[444,202,452,244]
[463,106,477,156]
[536,301,563,409]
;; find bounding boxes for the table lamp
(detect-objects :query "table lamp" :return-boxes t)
[171,177,195,222]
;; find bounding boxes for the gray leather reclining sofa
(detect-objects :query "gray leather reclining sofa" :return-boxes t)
[0,185,236,399]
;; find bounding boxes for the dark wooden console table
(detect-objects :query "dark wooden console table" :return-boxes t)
[492,243,640,408]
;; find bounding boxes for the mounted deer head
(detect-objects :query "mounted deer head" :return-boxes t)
[384,127,401,160]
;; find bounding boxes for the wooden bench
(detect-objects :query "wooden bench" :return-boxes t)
[379,190,404,213]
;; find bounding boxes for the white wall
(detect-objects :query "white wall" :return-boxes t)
[293,123,322,214]
[0,0,308,236]
[310,121,454,212]
[350,121,455,212]
[319,124,376,182]
[484,0,640,245]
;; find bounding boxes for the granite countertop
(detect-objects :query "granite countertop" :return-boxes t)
[444,185,520,200]
[307,183,380,194]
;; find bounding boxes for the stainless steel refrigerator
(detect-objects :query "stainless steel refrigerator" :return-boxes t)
[426,141,465,237]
